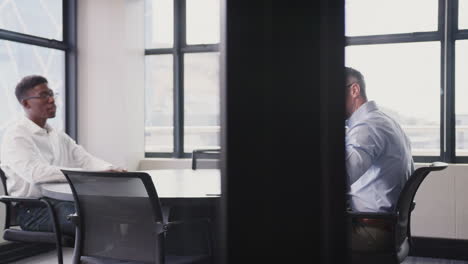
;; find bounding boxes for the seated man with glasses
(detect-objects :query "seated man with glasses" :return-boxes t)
[0,75,126,237]
[345,67,414,251]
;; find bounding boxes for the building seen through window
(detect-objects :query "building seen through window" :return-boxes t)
[144,0,220,157]
[346,42,440,156]
[0,0,66,147]
[346,0,468,161]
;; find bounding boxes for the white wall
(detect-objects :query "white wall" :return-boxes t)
[412,163,468,239]
[77,0,145,171]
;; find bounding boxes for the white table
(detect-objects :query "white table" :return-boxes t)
[40,169,221,206]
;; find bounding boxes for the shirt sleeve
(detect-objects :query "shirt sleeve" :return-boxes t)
[1,135,67,184]
[61,133,115,171]
[345,123,384,185]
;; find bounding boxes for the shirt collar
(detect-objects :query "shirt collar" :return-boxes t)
[21,116,53,135]
[347,100,378,127]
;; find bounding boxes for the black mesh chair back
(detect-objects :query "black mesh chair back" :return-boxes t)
[191,149,221,170]
[349,162,448,264]
[394,162,448,257]
[0,168,14,227]
[0,167,6,194]
[62,170,166,264]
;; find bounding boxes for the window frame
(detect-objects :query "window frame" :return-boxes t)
[0,0,77,140]
[145,0,220,158]
[346,0,468,163]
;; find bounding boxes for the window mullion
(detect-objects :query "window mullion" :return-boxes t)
[440,0,447,161]
[455,29,468,39]
[346,32,440,46]
[64,0,77,141]
[442,0,456,162]
[173,0,186,158]
[0,29,66,50]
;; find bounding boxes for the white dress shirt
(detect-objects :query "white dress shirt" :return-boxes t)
[0,116,115,198]
[346,101,414,213]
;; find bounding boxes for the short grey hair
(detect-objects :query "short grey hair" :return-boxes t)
[345,67,367,100]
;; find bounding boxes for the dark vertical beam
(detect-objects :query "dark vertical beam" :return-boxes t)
[64,0,77,140]
[320,0,347,262]
[224,0,346,263]
[173,0,186,157]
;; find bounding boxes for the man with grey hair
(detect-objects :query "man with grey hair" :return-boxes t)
[345,67,414,250]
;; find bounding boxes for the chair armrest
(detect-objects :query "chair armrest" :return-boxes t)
[192,148,221,170]
[347,211,398,221]
[66,213,80,226]
[0,195,63,241]
[0,195,44,205]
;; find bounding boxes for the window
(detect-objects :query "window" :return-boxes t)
[456,40,468,156]
[346,42,441,156]
[345,0,438,36]
[184,52,220,152]
[0,0,63,40]
[185,0,220,45]
[0,0,76,143]
[459,0,468,30]
[345,0,468,162]
[145,54,173,153]
[145,0,220,157]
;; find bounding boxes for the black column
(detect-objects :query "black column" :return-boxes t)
[220,0,347,263]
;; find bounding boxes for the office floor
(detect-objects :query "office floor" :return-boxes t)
[10,247,73,264]
[403,258,468,264]
[8,249,468,264]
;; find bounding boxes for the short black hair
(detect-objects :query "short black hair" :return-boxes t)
[345,67,367,100]
[15,75,48,102]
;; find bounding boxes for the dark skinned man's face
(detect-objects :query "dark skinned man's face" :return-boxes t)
[22,83,57,120]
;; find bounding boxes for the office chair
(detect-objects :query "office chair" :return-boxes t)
[347,162,448,264]
[0,168,74,264]
[191,148,221,170]
[62,170,212,264]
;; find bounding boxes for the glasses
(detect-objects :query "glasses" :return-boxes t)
[22,90,59,101]
[345,82,356,88]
